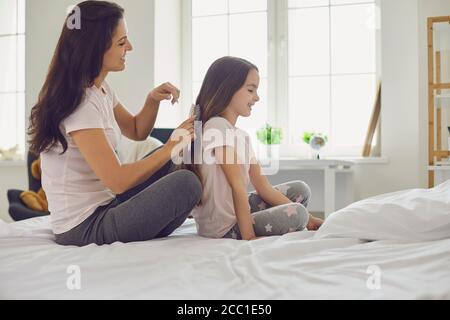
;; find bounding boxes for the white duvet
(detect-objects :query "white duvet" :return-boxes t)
[315,179,450,242]
[1,182,450,300]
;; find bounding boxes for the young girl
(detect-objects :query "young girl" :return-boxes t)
[187,57,324,241]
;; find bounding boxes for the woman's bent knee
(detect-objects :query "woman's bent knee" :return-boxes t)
[290,181,311,204]
[171,170,202,206]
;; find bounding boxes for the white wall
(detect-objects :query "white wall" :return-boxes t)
[108,0,155,115]
[0,166,27,222]
[354,0,422,200]
[154,0,183,128]
[352,0,450,202]
[24,0,155,123]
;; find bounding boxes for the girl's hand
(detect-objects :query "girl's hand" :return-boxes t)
[164,117,196,155]
[148,82,180,105]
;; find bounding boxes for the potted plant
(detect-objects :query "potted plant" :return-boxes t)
[257,123,283,145]
[256,123,283,159]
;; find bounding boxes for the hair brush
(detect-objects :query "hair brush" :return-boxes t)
[189,104,201,122]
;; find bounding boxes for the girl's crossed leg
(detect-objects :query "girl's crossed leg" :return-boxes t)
[223,181,311,240]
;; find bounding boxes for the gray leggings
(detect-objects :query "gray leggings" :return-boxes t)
[55,150,202,247]
[223,181,311,240]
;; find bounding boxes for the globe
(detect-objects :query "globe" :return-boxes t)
[310,135,326,151]
[309,135,326,159]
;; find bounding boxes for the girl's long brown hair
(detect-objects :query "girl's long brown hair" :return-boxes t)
[28,1,124,155]
[181,56,258,196]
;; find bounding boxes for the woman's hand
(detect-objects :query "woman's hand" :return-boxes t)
[163,117,196,158]
[148,82,180,105]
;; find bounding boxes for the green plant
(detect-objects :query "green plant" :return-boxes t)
[302,131,328,145]
[257,123,283,145]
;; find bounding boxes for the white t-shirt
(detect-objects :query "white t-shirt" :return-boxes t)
[191,117,256,238]
[41,81,122,235]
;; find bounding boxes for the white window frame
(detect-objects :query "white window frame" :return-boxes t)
[0,0,26,161]
[181,0,381,158]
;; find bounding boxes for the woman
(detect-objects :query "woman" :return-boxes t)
[28,1,201,246]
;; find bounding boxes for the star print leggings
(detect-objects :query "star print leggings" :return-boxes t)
[222,181,311,240]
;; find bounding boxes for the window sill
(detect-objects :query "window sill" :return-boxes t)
[330,156,390,165]
[256,157,389,173]
[277,156,389,165]
[429,165,450,171]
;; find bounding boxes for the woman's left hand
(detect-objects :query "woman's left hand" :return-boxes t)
[148,82,180,105]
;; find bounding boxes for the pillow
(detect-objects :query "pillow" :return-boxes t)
[120,137,163,164]
[313,180,450,242]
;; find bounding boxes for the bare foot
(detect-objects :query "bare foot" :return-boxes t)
[306,214,324,231]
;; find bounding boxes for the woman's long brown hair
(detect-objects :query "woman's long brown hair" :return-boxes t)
[28,1,124,155]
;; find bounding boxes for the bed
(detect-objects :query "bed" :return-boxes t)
[1,181,450,300]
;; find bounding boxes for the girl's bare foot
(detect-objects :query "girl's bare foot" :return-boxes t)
[306,214,324,231]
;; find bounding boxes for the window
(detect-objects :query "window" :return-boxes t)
[288,0,378,156]
[184,0,379,157]
[0,0,25,159]
[190,0,268,140]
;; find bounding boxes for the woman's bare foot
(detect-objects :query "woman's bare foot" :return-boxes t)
[306,214,324,231]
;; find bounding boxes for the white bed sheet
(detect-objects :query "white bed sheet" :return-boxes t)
[1,216,449,300]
